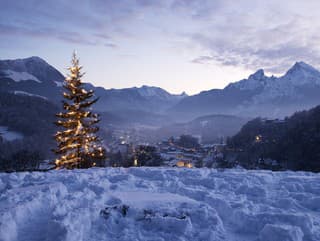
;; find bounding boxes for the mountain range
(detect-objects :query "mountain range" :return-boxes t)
[171,61,320,119]
[1,56,320,145]
[1,57,320,121]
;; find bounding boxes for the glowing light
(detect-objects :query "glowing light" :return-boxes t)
[255,135,262,142]
[176,161,185,167]
[186,163,193,168]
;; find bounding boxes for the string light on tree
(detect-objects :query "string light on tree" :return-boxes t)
[54,52,106,169]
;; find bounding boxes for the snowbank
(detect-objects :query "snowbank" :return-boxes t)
[0,168,319,241]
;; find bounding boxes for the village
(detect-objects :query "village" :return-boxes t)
[106,132,226,168]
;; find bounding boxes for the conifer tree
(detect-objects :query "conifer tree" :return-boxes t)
[54,53,106,169]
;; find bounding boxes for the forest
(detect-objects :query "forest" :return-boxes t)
[226,105,320,172]
[0,92,58,170]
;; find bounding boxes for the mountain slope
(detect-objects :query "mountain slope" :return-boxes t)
[0,57,64,102]
[0,56,64,84]
[0,92,59,158]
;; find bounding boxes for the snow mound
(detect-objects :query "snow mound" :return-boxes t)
[259,224,304,241]
[3,70,41,83]
[0,168,319,241]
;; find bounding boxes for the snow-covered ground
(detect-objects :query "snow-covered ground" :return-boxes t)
[0,168,319,241]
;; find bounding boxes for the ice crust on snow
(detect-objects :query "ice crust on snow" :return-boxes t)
[0,168,319,241]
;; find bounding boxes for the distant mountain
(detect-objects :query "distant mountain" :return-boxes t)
[170,61,320,119]
[136,85,187,100]
[92,85,187,113]
[2,56,320,130]
[0,57,187,114]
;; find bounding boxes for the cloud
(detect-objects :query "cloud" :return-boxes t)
[0,23,114,46]
[104,43,117,48]
[2,0,320,74]
[0,0,149,47]
[186,0,320,73]
[191,56,215,64]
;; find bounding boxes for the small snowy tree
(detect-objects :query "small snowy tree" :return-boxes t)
[54,53,106,169]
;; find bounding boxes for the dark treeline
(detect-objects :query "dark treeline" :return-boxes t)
[0,92,58,171]
[109,145,164,168]
[176,134,200,149]
[226,105,320,172]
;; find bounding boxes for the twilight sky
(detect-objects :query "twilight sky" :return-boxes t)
[1,0,320,94]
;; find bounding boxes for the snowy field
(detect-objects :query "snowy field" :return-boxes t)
[0,168,319,241]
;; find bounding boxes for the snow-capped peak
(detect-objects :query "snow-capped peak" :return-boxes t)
[226,61,320,94]
[285,61,320,77]
[227,69,268,91]
[136,85,187,100]
[281,61,320,86]
[249,61,320,105]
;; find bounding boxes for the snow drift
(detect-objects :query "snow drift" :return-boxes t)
[0,168,319,241]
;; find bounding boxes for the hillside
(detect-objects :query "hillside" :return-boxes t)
[0,92,59,160]
[227,105,320,171]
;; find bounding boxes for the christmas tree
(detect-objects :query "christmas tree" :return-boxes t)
[54,53,106,169]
